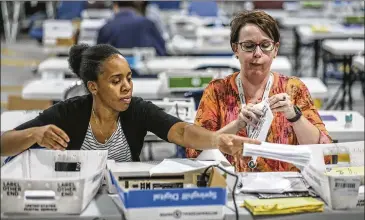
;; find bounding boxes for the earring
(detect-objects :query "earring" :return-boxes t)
[235,56,238,59]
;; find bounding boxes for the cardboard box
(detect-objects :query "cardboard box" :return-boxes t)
[1,150,108,214]
[7,95,52,110]
[109,171,226,220]
[302,141,364,210]
[106,159,230,220]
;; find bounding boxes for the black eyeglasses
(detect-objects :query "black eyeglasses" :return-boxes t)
[236,40,275,52]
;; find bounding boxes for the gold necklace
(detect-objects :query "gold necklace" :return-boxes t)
[92,108,117,143]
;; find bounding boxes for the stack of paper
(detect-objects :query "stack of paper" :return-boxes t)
[238,172,309,194]
[243,197,324,215]
[243,142,312,168]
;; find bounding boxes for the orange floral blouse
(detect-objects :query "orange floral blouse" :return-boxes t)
[186,72,332,172]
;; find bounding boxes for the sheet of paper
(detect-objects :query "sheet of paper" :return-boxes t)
[248,99,273,142]
[149,159,220,176]
[239,175,291,193]
[197,149,231,166]
[243,142,312,168]
[238,172,309,193]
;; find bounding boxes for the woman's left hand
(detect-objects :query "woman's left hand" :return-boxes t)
[269,93,296,119]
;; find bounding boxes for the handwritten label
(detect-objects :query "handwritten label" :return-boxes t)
[24,204,57,212]
[57,182,76,196]
[2,181,21,196]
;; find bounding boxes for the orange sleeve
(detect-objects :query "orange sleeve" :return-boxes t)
[292,78,333,144]
[186,82,221,158]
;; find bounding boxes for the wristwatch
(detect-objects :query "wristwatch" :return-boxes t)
[287,105,302,123]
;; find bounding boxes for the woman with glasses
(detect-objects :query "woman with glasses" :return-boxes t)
[186,10,332,172]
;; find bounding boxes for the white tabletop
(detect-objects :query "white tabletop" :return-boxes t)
[81,9,113,19]
[167,39,233,55]
[319,110,364,142]
[1,110,42,134]
[37,55,292,77]
[22,79,78,100]
[300,77,328,99]
[322,39,364,56]
[137,56,292,76]
[353,56,364,71]
[297,25,365,41]
[262,9,289,21]
[21,78,163,101]
[80,18,107,29]
[37,57,72,75]
[43,46,71,55]
[281,17,338,29]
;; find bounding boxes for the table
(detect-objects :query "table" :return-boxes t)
[78,19,107,46]
[0,110,42,134]
[294,25,364,77]
[81,9,113,19]
[322,39,364,56]
[137,56,292,76]
[37,57,74,78]
[300,77,328,100]
[319,110,364,142]
[37,55,292,78]
[1,182,363,220]
[22,74,326,103]
[22,78,163,101]
[22,79,78,101]
[321,39,364,110]
[262,9,289,22]
[281,17,338,29]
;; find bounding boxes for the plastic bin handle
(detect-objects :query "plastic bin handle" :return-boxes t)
[24,190,56,200]
[55,162,80,172]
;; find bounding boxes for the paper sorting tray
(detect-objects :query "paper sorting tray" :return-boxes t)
[1,149,108,214]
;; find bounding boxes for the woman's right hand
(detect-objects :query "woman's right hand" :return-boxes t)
[237,103,264,129]
[32,125,70,150]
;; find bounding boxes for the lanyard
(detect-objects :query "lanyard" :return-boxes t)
[235,72,274,168]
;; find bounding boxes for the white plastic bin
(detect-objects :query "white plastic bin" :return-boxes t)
[1,149,108,214]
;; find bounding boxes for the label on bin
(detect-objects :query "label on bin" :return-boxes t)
[24,204,57,212]
[2,181,21,196]
[57,182,77,196]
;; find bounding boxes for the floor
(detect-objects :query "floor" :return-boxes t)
[1,34,364,161]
